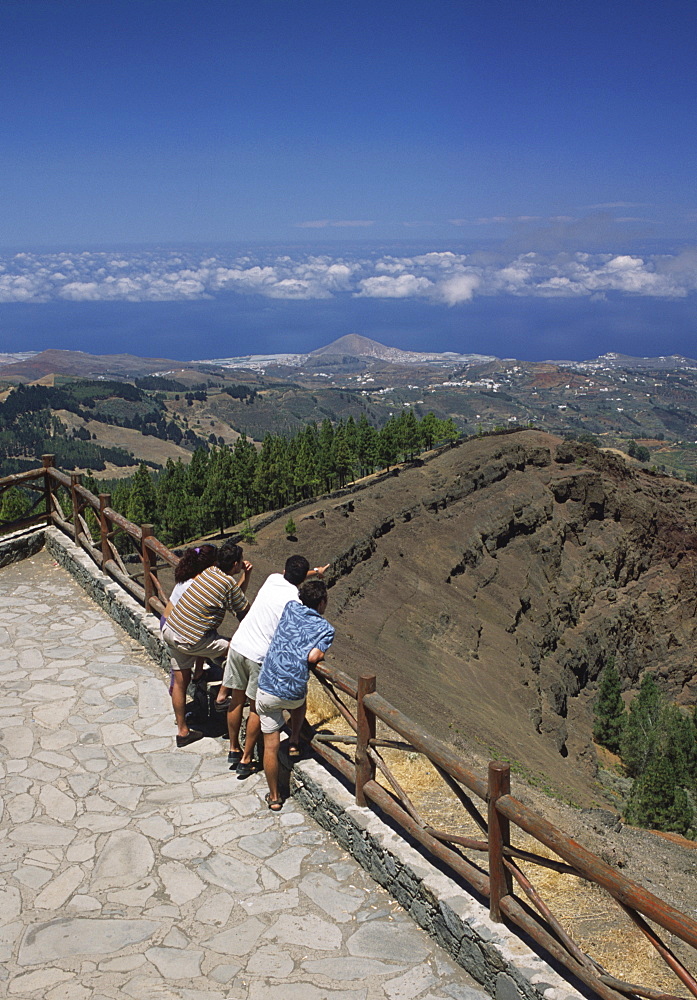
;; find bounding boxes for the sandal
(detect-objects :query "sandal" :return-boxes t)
[227,750,243,766]
[176,730,203,748]
[235,760,261,777]
[265,793,284,811]
[287,742,302,758]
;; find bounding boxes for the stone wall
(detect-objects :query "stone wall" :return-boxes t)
[0,525,46,569]
[292,760,585,1000]
[42,526,171,674]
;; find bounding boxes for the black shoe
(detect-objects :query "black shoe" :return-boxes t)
[235,760,260,777]
[227,750,243,766]
[176,730,203,748]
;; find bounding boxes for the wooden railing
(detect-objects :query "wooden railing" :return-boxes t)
[2,459,697,1000]
[309,665,697,1000]
[0,456,177,615]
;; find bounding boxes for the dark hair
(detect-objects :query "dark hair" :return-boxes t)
[174,543,217,583]
[197,544,217,571]
[284,555,310,586]
[175,547,203,584]
[298,579,327,611]
[218,542,243,574]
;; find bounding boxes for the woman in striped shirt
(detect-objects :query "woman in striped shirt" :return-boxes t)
[163,542,252,747]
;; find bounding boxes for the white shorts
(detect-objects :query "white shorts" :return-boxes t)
[162,624,229,672]
[256,688,305,734]
[222,648,261,700]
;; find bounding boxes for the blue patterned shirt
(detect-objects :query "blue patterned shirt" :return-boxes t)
[258,601,335,701]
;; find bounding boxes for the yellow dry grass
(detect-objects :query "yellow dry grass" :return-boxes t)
[54,409,193,470]
[304,676,686,993]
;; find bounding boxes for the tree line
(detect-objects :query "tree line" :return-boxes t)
[594,663,696,836]
[85,410,459,546]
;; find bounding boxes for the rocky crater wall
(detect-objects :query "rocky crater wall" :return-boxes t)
[275,431,697,802]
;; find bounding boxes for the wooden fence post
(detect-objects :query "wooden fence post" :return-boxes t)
[70,473,81,543]
[99,494,111,566]
[141,523,155,612]
[488,761,513,922]
[356,674,376,807]
[41,454,55,524]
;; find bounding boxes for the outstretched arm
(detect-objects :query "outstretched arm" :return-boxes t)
[307,563,330,578]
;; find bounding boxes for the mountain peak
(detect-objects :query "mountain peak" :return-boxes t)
[309,335,411,361]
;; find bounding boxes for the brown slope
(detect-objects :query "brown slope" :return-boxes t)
[242,429,697,805]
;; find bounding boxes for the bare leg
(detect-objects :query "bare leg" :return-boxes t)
[239,701,261,765]
[225,688,247,753]
[288,701,306,749]
[171,668,193,737]
[214,684,229,705]
[263,730,282,803]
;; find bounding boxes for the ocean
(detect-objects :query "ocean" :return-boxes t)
[1,293,696,364]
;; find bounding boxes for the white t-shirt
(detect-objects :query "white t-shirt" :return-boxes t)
[160,577,196,632]
[230,572,300,664]
[170,579,194,606]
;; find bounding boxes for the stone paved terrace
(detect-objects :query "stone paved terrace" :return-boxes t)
[0,549,489,1000]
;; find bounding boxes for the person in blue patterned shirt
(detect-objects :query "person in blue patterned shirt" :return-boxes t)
[256,579,334,810]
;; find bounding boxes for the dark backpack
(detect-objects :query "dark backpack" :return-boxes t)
[186,666,227,738]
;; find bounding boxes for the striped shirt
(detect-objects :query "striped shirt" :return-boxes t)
[166,566,249,645]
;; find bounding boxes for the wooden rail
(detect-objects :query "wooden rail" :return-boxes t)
[308,670,697,1000]
[2,461,697,1000]
[0,457,177,616]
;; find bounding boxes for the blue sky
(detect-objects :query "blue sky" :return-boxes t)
[0,0,696,360]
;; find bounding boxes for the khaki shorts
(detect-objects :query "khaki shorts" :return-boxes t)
[222,648,261,700]
[162,624,229,672]
[256,688,305,734]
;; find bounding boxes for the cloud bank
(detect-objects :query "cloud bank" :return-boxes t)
[0,246,696,306]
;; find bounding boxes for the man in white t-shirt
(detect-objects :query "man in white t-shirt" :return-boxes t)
[215,555,329,773]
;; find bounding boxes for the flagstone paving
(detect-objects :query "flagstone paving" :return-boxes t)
[0,550,488,1000]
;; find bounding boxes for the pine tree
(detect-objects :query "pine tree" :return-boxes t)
[593,660,625,755]
[332,424,355,488]
[294,437,320,499]
[318,419,335,492]
[253,435,277,511]
[159,459,195,544]
[621,672,662,778]
[0,485,31,523]
[661,703,697,790]
[378,417,399,471]
[397,410,421,461]
[126,463,158,528]
[232,433,258,511]
[420,412,439,451]
[357,414,378,476]
[442,417,460,445]
[187,448,209,498]
[201,447,235,536]
[625,753,693,835]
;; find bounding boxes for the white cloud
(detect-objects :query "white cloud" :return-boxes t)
[437,274,480,304]
[357,274,434,298]
[0,245,695,307]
